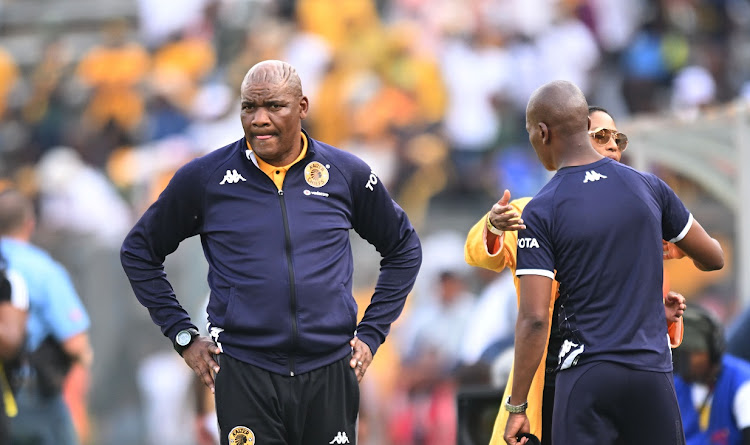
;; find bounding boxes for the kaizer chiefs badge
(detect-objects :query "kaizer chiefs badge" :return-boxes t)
[304,161,329,188]
[228,426,255,445]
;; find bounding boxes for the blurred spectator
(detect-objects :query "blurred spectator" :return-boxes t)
[620,13,673,113]
[75,20,150,131]
[673,304,750,445]
[0,46,20,121]
[282,29,333,104]
[142,89,192,142]
[400,269,476,374]
[21,38,77,164]
[135,0,214,47]
[458,268,517,367]
[74,19,150,166]
[150,30,216,90]
[296,0,381,51]
[0,189,93,445]
[389,268,475,445]
[136,351,196,445]
[587,0,644,54]
[671,64,717,119]
[36,147,133,248]
[225,21,289,90]
[0,202,28,443]
[535,1,600,95]
[391,132,450,230]
[407,230,472,311]
[439,25,510,192]
[185,82,240,154]
[307,54,372,146]
[379,21,447,127]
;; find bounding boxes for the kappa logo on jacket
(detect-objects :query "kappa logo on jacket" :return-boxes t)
[220,169,246,184]
[583,170,607,183]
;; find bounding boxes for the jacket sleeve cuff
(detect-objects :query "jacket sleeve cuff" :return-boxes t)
[354,330,380,357]
[484,225,504,256]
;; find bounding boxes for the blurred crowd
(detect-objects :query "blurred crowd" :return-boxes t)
[0,0,747,444]
[1,0,749,239]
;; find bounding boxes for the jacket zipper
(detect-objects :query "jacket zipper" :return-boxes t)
[278,189,298,376]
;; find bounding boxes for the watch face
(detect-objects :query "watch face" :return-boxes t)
[176,330,192,346]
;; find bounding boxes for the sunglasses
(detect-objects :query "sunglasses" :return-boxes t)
[588,127,628,152]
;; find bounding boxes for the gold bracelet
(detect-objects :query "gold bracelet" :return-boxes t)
[486,214,504,236]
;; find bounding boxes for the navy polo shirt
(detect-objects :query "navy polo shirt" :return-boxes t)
[516,157,691,372]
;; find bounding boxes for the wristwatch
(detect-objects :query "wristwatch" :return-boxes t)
[173,328,200,356]
[504,396,528,414]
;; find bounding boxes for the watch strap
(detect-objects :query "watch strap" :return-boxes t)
[486,214,505,236]
[504,396,528,413]
[173,328,200,356]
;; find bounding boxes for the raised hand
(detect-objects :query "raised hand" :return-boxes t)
[488,189,526,233]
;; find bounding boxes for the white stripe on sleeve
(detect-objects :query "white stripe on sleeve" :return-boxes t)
[515,268,555,280]
[669,213,694,243]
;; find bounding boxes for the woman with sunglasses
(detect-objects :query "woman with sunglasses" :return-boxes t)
[588,105,629,162]
[464,105,686,445]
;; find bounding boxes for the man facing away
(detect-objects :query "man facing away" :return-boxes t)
[465,105,687,445]
[503,80,724,445]
[120,60,422,445]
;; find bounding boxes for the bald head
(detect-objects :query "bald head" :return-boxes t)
[241,60,303,99]
[0,189,34,238]
[526,80,589,136]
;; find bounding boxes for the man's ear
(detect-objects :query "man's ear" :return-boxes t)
[299,95,309,120]
[539,122,549,144]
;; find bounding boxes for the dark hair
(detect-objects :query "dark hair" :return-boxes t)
[588,105,610,116]
[686,305,727,365]
[0,189,33,236]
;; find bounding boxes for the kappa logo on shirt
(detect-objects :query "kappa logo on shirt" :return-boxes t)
[329,432,350,444]
[220,169,246,184]
[583,170,607,183]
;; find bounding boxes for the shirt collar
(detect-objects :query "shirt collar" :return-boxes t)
[245,131,309,171]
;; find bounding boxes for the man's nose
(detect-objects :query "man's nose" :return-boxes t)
[252,108,270,126]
